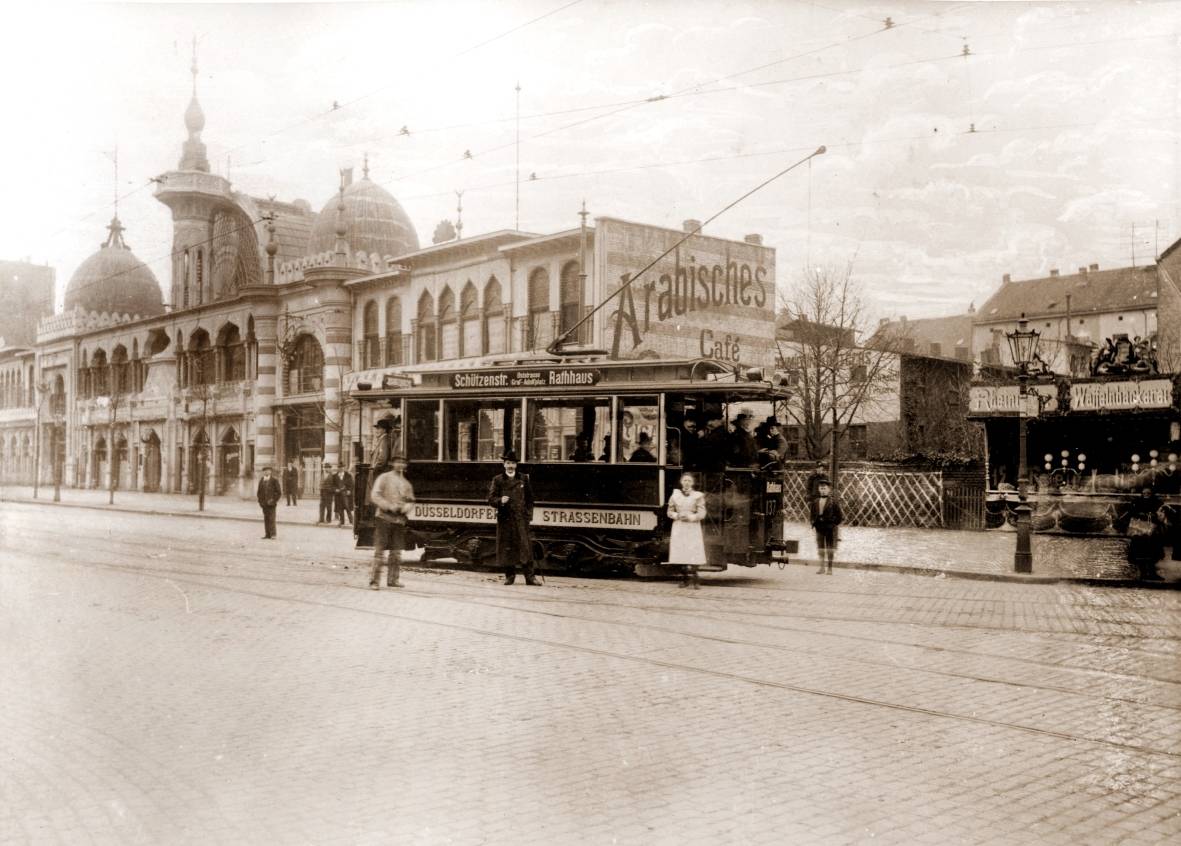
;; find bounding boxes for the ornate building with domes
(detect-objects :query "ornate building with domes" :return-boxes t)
[2,55,778,499]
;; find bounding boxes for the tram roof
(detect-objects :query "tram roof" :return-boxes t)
[351,356,791,401]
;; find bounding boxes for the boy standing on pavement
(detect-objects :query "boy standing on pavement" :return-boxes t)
[810,478,843,574]
[369,454,415,589]
[257,466,282,540]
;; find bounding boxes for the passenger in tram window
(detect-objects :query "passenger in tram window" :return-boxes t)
[488,450,540,586]
[698,417,729,472]
[628,431,657,463]
[571,432,594,462]
[598,435,612,462]
[729,413,759,467]
[680,417,702,469]
[755,417,788,465]
[667,472,707,589]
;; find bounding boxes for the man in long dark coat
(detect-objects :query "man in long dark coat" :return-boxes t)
[257,466,282,540]
[487,450,540,585]
[318,464,337,524]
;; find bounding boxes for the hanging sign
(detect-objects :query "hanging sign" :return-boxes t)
[969,384,1058,415]
[1070,379,1173,412]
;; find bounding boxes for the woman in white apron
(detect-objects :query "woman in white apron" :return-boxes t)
[668,472,708,588]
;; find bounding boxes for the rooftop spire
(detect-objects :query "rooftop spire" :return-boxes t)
[102,216,129,251]
[178,35,210,172]
[362,151,370,180]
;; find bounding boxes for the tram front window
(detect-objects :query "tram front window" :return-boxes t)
[406,400,440,460]
[617,397,659,462]
[444,400,515,461]
[525,397,610,462]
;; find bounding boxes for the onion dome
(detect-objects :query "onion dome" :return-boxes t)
[64,217,164,317]
[306,169,419,259]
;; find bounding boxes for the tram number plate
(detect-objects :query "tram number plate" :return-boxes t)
[766,482,782,493]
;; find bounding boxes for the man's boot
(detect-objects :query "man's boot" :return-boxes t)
[369,558,383,590]
[679,567,690,588]
[388,555,403,588]
[524,560,541,586]
[504,569,516,585]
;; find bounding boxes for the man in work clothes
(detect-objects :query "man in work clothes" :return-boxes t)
[283,460,300,506]
[335,466,354,527]
[806,460,828,502]
[318,464,337,524]
[257,466,282,540]
[369,454,415,589]
[488,450,541,585]
[810,477,843,574]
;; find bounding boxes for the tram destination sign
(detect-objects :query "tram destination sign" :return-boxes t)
[451,368,601,390]
[1071,379,1173,412]
[411,502,657,531]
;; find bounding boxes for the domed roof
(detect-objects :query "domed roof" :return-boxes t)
[306,171,419,259]
[64,218,164,317]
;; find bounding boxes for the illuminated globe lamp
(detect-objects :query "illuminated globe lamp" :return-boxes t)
[1044,452,1053,472]
[1132,453,1140,472]
[1005,313,1042,573]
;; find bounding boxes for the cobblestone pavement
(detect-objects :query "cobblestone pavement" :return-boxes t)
[3,502,1180,845]
[4,484,1179,586]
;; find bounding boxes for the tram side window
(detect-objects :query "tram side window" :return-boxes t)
[406,400,440,460]
[443,400,514,461]
[617,397,659,462]
[525,397,610,462]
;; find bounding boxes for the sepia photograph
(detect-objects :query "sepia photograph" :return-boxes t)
[1,1,1179,843]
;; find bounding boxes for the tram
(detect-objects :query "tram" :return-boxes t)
[351,355,798,575]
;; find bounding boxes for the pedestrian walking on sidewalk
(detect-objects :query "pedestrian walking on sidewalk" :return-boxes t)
[369,454,415,589]
[668,472,707,588]
[318,464,337,524]
[283,460,300,506]
[257,466,282,539]
[810,478,842,574]
[488,451,540,585]
[334,467,354,527]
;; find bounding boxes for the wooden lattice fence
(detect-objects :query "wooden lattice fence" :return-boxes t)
[782,466,981,529]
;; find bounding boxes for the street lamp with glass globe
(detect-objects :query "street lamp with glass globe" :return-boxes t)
[1006,313,1042,573]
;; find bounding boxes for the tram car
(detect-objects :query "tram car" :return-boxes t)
[351,355,798,575]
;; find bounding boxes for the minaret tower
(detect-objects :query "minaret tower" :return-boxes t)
[155,36,233,310]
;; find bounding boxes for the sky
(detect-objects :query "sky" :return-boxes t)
[2,0,1179,324]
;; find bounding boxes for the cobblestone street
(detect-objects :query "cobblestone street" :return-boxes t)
[3,501,1180,845]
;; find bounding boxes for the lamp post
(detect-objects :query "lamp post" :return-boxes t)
[1006,313,1042,573]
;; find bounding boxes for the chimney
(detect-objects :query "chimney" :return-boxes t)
[1089,263,1099,271]
[1002,273,1011,283]
[682,219,701,233]
[879,317,890,326]
[1078,266,1088,275]
[744,234,763,245]
[1049,268,1059,276]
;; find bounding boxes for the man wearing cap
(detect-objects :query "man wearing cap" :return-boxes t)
[810,477,843,574]
[256,466,282,540]
[369,453,415,589]
[318,463,337,524]
[488,451,540,585]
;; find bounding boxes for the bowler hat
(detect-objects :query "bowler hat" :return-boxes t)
[502,450,519,462]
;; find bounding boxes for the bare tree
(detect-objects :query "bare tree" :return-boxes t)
[775,265,905,487]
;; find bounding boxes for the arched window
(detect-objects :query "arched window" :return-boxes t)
[483,277,505,355]
[527,266,550,349]
[460,282,479,358]
[111,345,130,395]
[438,287,457,360]
[363,301,380,368]
[416,291,436,363]
[385,298,403,366]
[288,334,324,394]
[218,323,245,382]
[189,329,213,386]
[559,260,585,343]
[92,349,109,396]
[51,373,65,417]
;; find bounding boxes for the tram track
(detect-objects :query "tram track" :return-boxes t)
[7,525,1181,755]
[8,543,1178,762]
[6,519,1180,689]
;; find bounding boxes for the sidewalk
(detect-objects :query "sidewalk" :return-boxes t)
[4,484,1178,586]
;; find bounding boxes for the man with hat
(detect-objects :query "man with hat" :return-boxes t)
[369,453,415,589]
[809,477,843,574]
[256,466,282,540]
[729,413,759,467]
[318,463,337,524]
[487,450,541,585]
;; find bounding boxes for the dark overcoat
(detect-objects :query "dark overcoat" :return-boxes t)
[257,476,281,507]
[488,472,534,566]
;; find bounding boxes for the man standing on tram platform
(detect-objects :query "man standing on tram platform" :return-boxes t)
[488,451,541,585]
